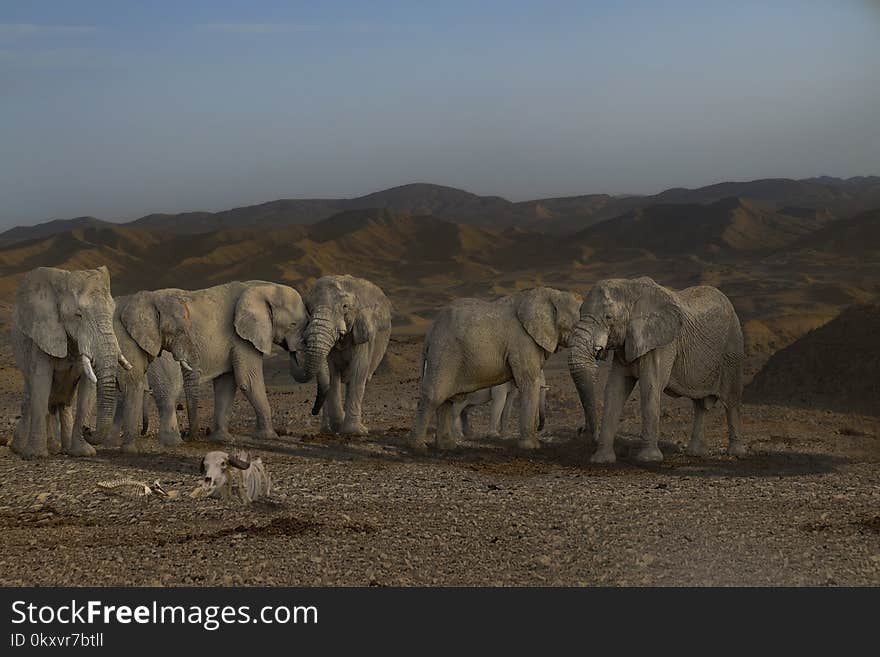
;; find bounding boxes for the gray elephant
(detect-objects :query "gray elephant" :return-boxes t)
[10,266,128,458]
[288,275,392,435]
[143,281,308,444]
[567,276,746,464]
[84,289,200,453]
[142,351,187,443]
[409,287,582,451]
[452,371,549,440]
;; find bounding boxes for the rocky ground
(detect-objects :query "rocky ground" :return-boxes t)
[1,338,878,586]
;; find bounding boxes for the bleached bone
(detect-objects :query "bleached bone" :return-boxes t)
[199,450,272,504]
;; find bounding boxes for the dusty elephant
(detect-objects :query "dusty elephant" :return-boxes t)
[288,275,392,435]
[10,266,128,458]
[452,371,549,440]
[409,287,582,450]
[567,276,746,464]
[144,281,308,444]
[81,290,200,453]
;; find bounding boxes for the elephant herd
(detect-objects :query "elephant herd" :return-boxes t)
[8,266,747,465]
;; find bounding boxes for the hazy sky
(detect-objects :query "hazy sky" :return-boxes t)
[1,1,878,229]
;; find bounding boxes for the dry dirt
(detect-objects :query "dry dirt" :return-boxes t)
[1,339,878,586]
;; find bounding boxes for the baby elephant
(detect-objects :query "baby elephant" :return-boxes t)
[410,287,581,451]
[452,372,549,440]
[199,451,272,503]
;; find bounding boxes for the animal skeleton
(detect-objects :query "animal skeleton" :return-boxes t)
[199,451,272,504]
[97,478,168,498]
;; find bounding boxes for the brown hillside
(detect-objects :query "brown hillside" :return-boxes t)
[744,304,880,416]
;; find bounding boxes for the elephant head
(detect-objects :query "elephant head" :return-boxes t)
[514,287,583,355]
[13,266,124,441]
[119,289,199,369]
[567,277,682,439]
[235,282,309,357]
[292,276,390,415]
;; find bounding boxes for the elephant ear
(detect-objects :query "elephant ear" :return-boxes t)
[234,285,273,355]
[625,285,682,362]
[515,288,558,354]
[120,292,162,357]
[352,302,391,345]
[14,268,67,358]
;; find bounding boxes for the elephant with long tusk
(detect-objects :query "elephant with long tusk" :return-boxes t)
[567,276,746,464]
[11,266,123,458]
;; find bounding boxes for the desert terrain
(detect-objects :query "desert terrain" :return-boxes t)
[0,177,878,586]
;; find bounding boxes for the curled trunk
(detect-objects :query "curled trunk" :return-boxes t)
[567,327,600,442]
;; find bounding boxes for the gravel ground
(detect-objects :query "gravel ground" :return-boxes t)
[1,339,878,586]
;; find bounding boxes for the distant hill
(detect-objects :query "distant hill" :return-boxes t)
[4,175,879,244]
[787,208,880,257]
[574,197,831,256]
[745,304,880,416]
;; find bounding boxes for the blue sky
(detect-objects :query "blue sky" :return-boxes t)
[1,1,878,228]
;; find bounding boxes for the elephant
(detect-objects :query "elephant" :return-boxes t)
[288,275,392,435]
[409,287,582,451]
[82,290,200,453]
[142,351,187,443]
[452,371,549,440]
[143,281,308,443]
[10,266,128,458]
[567,276,746,464]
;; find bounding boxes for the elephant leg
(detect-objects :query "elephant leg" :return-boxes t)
[121,379,148,453]
[634,352,671,463]
[155,389,182,446]
[341,357,370,436]
[451,400,467,439]
[487,389,508,439]
[321,370,344,433]
[102,393,125,448]
[47,410,62,455]
[499,389,516,436]
[686,399,708,456]
[591,362,636,464]
[725,404,747,457]
[409,393,438,450]
[15,354,52,459]
[68,378,96,456]
[516,378,542,449]
[210,373,237,443]
[182,367,200,439]
[435,401,459,450]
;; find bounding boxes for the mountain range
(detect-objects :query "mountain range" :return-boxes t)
[0,175,878,352]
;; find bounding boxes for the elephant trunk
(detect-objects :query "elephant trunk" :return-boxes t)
[182,365,201,438]
[92,321,120,443]
[289,350,311,383]
[305,313,337,415]
[567,325,600,442]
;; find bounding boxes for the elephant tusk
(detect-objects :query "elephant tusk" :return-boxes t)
[179,360,193,372]
[81,355,98,383]
[118,353,133,371]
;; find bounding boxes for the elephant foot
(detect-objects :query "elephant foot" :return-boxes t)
[65,439,96,457]
[590,447,617,464]
[253,427,279,441]
[485,431,501,440]
[517,436,541,450]
[121,440,142,455]
[12,441,49,459]
[340,421,368,436]
[158,431,184,447]
[408,435,429,452]
[686,440,708,457]
[320,419,342,434]
[48,438,62,455]
[634,445,664,463]
[435,434,460,451]
[727,440,748,458]
[208,429,234,444]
